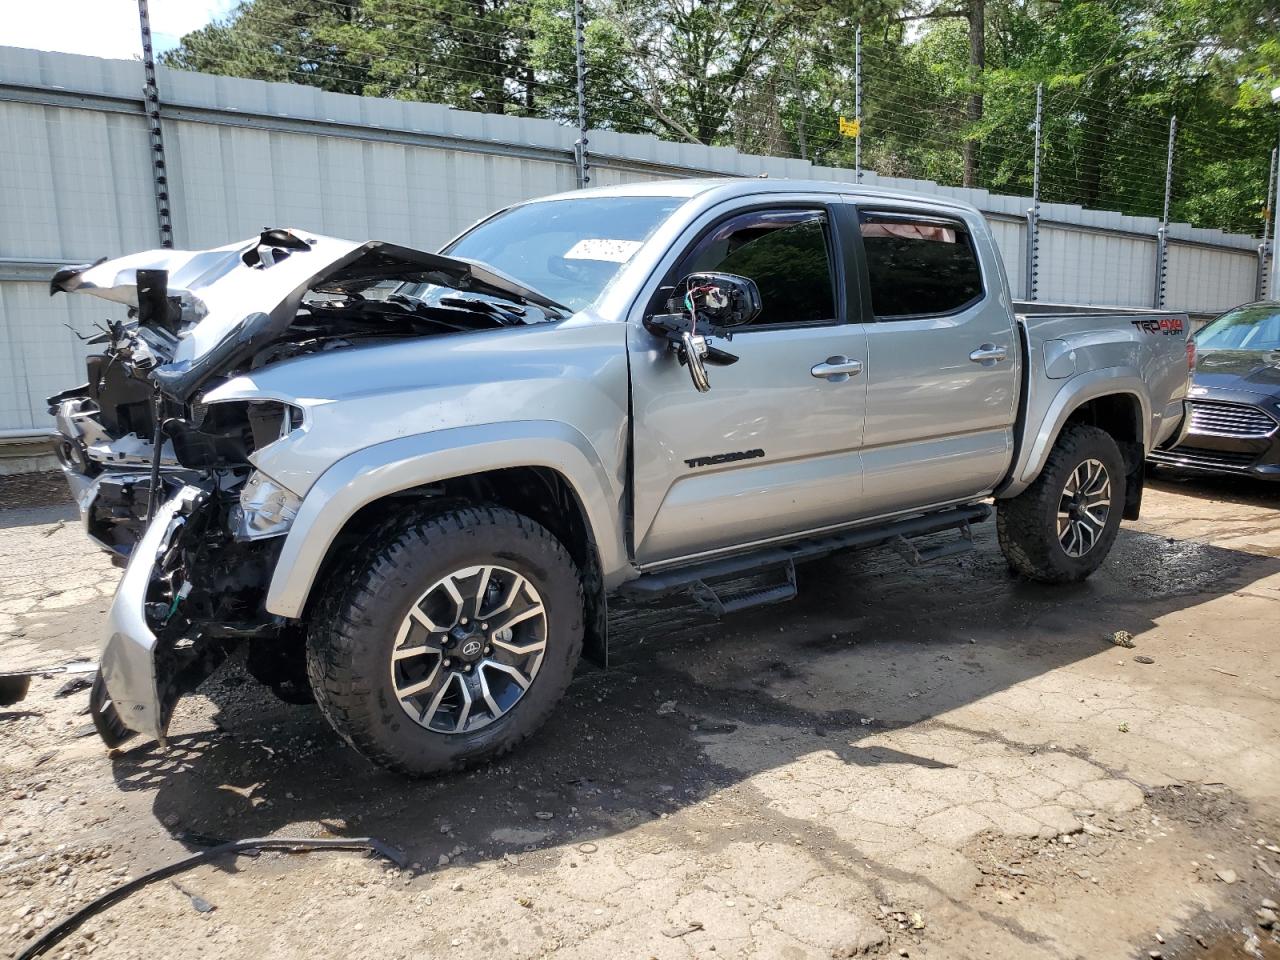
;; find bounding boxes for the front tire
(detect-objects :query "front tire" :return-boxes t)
[307,506,584,776]
[997,424,1126,583]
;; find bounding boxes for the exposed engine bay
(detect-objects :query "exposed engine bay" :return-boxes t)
[48,229,567,742]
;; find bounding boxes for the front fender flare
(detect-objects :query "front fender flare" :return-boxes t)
[263,421,625,619]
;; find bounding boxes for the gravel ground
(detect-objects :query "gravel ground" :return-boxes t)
[2,469,1279,959]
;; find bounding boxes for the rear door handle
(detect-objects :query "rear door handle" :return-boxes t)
[969,343,1008,364]
[810,356,863,382]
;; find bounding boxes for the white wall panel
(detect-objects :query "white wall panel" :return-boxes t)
[1164,243,1257,314]
[1036,226,1156,307]
[0,102,155,260]
[987,218,1026,300]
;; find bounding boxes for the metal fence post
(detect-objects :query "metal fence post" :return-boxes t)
[1153,115,1177,308]
[572,0,590,189]
[1024,83,1042,300]
[854,25,862,182]
[1257,147,1276,300]
[1271,140,1280,300]
[137,0,174,248]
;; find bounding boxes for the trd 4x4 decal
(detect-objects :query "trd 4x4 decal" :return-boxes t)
[1130,317,1184,336]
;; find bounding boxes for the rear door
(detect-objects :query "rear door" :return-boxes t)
[848,204,1019,515]
[628,200,869,567]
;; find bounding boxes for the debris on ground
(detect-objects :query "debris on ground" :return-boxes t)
[169,881,216,914]
[1215,868,1238,884]
[661,920,704,938]
[53,675,92,697]
[656,700,677,715]
[13,837,406,960]
[1134,656,1155,665]
[1110,630,1136,648]
[39,520,65,538]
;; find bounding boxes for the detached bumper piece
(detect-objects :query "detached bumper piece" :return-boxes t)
[92,485,225,747]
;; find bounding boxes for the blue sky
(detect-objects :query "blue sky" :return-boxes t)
[6,0,240,61]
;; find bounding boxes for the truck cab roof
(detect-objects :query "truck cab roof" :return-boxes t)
[531,177,984,218]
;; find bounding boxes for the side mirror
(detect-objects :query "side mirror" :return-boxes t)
[642,273,758,393]
[677,272,761,330]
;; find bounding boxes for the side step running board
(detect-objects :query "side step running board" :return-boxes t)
[689,562,798,617]
[893,526,976,567]
[622,503,990,613]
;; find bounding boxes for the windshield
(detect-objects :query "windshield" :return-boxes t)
[403,195,685,313]
[1196,303,1280,351]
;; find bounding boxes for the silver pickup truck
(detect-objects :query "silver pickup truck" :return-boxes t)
[47,179,1192,775]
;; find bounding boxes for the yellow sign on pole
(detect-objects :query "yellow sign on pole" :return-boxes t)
[839,116,861,138]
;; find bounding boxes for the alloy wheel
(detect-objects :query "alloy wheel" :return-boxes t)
[1056,458,1111,558]
[389,565,547,734]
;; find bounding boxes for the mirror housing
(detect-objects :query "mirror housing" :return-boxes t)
[676,272,761,330]
[644,272,757,393]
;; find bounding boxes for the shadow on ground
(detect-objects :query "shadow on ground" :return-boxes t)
[101,507,1280,886]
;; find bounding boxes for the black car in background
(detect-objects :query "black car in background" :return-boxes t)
[1149,301,1280,480]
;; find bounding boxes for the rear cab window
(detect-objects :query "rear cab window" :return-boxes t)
[858,211,984,319]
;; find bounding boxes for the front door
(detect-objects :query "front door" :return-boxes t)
[629,203,870,567]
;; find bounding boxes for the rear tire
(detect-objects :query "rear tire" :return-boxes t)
[306,506,584,776]
[997,424,1126,583]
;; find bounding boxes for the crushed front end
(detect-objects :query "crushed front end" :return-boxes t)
[48,228,564,748]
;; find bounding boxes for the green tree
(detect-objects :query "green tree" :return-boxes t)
[164,0,541,114]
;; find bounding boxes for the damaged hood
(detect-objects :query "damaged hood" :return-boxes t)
[51,229,569,370]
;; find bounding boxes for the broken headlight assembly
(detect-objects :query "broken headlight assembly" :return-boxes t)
[230,470,302,540]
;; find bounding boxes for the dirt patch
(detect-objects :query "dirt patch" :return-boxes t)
[966,783,1280,958]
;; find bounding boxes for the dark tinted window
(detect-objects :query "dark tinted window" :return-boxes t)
[681,210,836,327]
[860,213,983,318]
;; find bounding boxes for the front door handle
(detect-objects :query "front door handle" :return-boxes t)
[969,343,1008,364]
[810,356,863,382]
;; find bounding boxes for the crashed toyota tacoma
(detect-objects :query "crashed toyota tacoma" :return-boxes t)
[50,179,1193,775]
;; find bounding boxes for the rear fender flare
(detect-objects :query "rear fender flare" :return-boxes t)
[263,421,625,619]
[998,369,1150,499]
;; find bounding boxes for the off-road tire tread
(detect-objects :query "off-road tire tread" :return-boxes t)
[997,423,1126,584]
[306,505,583,776]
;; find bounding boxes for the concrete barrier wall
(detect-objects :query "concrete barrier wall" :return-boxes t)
[0,47,1263,434]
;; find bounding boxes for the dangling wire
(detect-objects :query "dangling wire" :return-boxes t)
[683,281,717,337]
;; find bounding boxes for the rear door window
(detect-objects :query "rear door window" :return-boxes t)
[859,212,984,318]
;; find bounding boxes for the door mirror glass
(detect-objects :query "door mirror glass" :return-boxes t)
[676,272,762,330]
